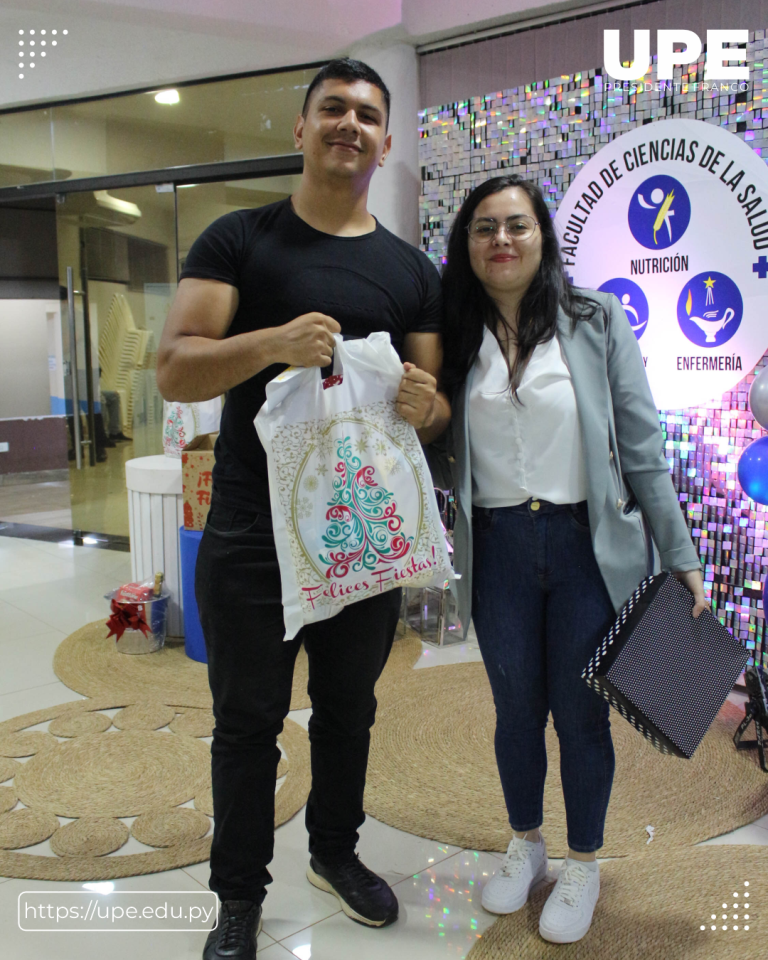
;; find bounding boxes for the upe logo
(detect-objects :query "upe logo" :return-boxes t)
[677,272,743,348]
[598,278,649,340]
[628,175,691,250]
[604,29,748,81]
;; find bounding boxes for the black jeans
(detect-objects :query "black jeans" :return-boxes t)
[196,499,402,904]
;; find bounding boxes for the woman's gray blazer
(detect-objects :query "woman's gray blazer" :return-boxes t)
[428,290,702,638]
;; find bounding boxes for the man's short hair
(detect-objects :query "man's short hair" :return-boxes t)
[302,58,391,128]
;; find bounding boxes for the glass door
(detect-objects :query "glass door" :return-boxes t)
[175,174,301,269]
[56,184,177,538]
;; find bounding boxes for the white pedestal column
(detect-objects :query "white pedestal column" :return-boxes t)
[125,455,185,638]
[348,42,421,246]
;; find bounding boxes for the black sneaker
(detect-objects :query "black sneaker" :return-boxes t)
[203,900,262,960]
[307,854,398,927]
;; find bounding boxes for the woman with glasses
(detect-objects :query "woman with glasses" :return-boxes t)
[436,175,704,943]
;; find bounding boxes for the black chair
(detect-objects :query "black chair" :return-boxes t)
[733,664,768,772]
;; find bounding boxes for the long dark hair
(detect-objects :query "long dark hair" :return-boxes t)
[441,175,598,396]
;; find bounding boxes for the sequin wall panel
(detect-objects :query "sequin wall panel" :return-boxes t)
[420,33,768,667]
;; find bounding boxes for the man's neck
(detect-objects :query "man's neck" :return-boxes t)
[291,172,376,237]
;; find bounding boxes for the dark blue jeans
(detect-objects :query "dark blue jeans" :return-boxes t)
[472,498,616,853]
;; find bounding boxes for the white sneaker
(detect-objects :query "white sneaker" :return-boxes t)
[538,858,600,943]
[481,834,548,914]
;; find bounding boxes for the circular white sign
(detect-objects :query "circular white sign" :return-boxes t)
[555,118,768,409]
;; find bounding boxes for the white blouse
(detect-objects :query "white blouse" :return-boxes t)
[468,328,588,508]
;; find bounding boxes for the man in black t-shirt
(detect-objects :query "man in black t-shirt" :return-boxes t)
[157,58,448,960]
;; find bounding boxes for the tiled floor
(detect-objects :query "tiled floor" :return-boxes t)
[0,480,73,530]
[0,533,766,959]
[0,441,140,539]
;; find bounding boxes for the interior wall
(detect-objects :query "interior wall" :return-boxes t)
[0,1,401,110]
[403,0,597,40]
[350,42,421,245]
[0,415,68,477]
[419,0,768,107]
[0,300,57,417]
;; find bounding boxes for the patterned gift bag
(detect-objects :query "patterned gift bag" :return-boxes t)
[162,397,222,457]
[255,332,454,640]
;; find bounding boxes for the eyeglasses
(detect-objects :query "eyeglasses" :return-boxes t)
[467,215,539,243]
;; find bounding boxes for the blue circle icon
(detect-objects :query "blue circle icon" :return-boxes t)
[628,175,691,250]
[677,271,743,348]
[598,278,649,340]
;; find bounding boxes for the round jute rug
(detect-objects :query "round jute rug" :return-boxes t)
[53,622,312,711]
[365,663,768,858]
[0,698,310,881]
[53,621,423,713]
[468,845,766,960]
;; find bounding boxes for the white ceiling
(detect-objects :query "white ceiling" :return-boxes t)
[0,0,603,110]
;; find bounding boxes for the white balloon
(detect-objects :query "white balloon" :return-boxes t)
[749,366,768,429]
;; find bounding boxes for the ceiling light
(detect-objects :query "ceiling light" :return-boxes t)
[155,89,180,105]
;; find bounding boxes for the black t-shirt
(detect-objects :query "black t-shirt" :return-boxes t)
[179,198,443,512]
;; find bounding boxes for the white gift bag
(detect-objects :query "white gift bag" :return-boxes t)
[255,332,454,640]
[163,397,222,457]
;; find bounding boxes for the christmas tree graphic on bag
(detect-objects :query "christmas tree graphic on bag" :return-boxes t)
[319,435,413,579]
[255,333,454,640]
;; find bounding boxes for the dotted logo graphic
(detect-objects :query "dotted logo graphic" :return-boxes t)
[628,174,691,249]
[16,28,68,80]
[700,881,751,932]
[677,271,744,349]
[598,277,649,340]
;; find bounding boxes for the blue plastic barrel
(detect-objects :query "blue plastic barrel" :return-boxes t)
[179,526,206,663]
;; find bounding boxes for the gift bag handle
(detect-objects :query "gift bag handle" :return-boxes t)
[322,334,348,389]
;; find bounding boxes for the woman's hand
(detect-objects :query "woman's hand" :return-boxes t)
[674,569,708,618]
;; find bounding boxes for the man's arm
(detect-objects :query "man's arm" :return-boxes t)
[399,331,451,445]
[156,277,340,401]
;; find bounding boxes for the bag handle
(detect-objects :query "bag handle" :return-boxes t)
[322,335,346,390]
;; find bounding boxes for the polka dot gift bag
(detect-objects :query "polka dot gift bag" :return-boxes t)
[582,572,749,758]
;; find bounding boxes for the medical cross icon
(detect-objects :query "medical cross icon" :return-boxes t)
[752,256,768,279]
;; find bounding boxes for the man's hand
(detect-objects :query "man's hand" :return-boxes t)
[157,280,342,401]
[674,568,708,618]
[396,362,437,429]
[268,312,341,368]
